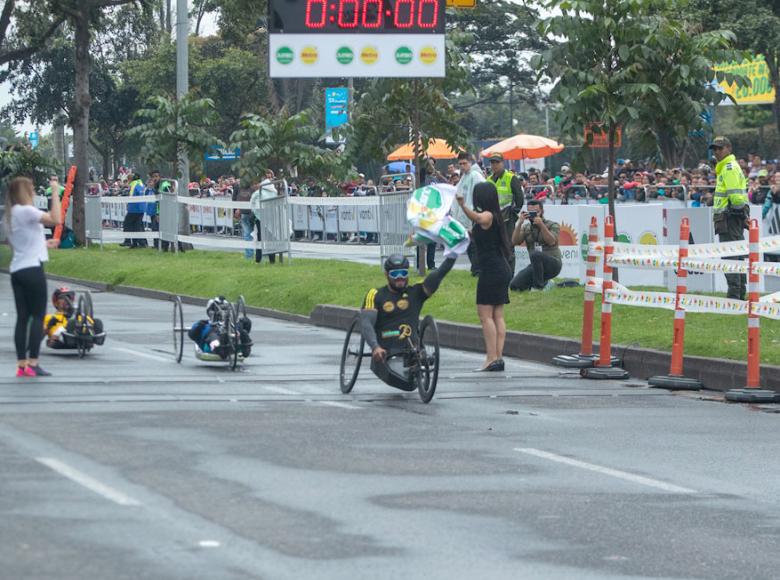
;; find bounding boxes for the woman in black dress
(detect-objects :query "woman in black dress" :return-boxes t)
[456,182,513,372]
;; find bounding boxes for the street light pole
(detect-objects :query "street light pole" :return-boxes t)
[176,0,189,195]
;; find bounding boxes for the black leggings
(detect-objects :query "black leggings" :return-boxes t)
[11,265,47,360]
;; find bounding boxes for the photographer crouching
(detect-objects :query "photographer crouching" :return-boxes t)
[510,199,562,292]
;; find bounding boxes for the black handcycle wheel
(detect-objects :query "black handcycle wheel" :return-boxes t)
[233,295,247,320]
[83,291,94,320]
[226,303,241,371]
[417,315,440,404]
[172,296,184,364]
[75,295,90,358]
[339,315,365,394]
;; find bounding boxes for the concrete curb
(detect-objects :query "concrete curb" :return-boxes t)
[8,270,778,394]
[309,304,780,394]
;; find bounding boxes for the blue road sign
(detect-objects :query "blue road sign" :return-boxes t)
[29,131,39,149]
[205,146,240,161]
[325,88,349,130]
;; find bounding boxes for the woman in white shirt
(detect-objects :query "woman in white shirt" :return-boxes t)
[5,176,62,377]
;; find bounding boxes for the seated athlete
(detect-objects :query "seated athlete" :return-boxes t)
[188,296,252,359]
[360,254,456,391]
[44,287,105,349]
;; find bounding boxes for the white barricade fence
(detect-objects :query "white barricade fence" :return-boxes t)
[287,196,381,242]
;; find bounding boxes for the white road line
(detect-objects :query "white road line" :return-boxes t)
[514,448,697,494]
[112,346,170,363]
[35,457,141,506]
[264,386,299,395]
[318,401,361,410]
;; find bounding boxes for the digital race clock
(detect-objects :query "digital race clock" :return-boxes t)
[269,0,446,78]
[270,0,445,34]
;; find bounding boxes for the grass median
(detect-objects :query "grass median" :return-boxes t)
[2,245,779,365]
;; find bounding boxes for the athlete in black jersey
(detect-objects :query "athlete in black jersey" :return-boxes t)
[360,253,456,390]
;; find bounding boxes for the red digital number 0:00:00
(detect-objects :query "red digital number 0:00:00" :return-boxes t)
[305,0,440,29]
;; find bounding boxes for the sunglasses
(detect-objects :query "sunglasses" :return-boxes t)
[388,269,409,279]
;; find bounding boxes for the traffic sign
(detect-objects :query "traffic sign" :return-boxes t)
[269,0,446,78]
[29,131,39,149]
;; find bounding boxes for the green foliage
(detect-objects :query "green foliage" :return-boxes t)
[230,109,350,188]
[129,93,221,177]
[0,144,60,190]
[536,0,745,207]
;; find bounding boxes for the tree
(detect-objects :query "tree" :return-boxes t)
[129,93,220,177]
[47,0,150,245]
[688,0,780,138]
[230,108,350,189]
[535,0,744,220]
[0,143,60,190]
[0,0,65,68]
[448,0,547,129]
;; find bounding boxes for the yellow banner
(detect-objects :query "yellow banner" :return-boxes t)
[714,56,776,105]
[447,0,476,7]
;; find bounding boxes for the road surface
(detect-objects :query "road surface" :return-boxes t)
[1,274,778,579]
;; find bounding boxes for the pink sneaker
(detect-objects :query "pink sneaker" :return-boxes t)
[16,367,26,377]
[25,366,50,377]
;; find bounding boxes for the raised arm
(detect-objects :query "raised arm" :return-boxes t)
[455,194,493,228]
[422,256,456,297]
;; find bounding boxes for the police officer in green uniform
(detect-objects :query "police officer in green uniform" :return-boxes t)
[487,152,524,272]
[44,175,65,211]
[710,136,749,300]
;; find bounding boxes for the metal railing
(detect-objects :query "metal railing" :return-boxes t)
[378,173,416,266]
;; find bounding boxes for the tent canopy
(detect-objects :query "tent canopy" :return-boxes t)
[481,134,564,160]
[387,138,460,161]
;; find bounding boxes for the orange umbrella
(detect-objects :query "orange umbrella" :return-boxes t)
[387,138,460,161]
[481,134,564,160]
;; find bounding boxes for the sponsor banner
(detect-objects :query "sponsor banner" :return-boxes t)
[202,206,217,228]
[713,56,775,105]
[292,204,308,230]
[270,34,445,78]
[308,206,324,232]
[613,204,665,286]
[339,205,358,232]
[515,204,605,280]
[358,205,378,233]
[325,206,339,234]
[188,204,203,227]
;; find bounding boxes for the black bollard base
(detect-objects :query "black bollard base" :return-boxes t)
[553,353,621,369]
[581,365,630,380]
[724,389,780,404]
[552,353,597,368]
[648,375,702,391]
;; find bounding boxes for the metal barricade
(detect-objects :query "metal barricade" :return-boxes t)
[378,173,416,265]
[159,180,180,250]
[255,194,291,260]
[85,194,103,247]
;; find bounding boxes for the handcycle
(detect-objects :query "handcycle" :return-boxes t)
[171,295,252,370]
[48,291,107,358]
[339,314,440,404]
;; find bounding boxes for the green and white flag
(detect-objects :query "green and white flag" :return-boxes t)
[407,184,470,258]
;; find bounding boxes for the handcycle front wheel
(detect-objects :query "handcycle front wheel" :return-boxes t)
[172,296,185,364]
[225,302,241,371]
[417,315,440,404]
[340,316,365,394]
[75,294,93,359]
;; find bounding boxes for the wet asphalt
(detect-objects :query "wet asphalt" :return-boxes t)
[1,273,779,580]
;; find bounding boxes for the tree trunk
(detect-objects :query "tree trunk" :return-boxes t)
[766,54,780,138]
[71,12,91,245]
[102,147,110,181]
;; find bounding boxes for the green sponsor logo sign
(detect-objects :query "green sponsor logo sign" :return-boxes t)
[336,46,354,65]
[276,46,294,65]
[395,46,413,65]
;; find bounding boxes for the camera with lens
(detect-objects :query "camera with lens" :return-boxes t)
[527,211,538,223]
